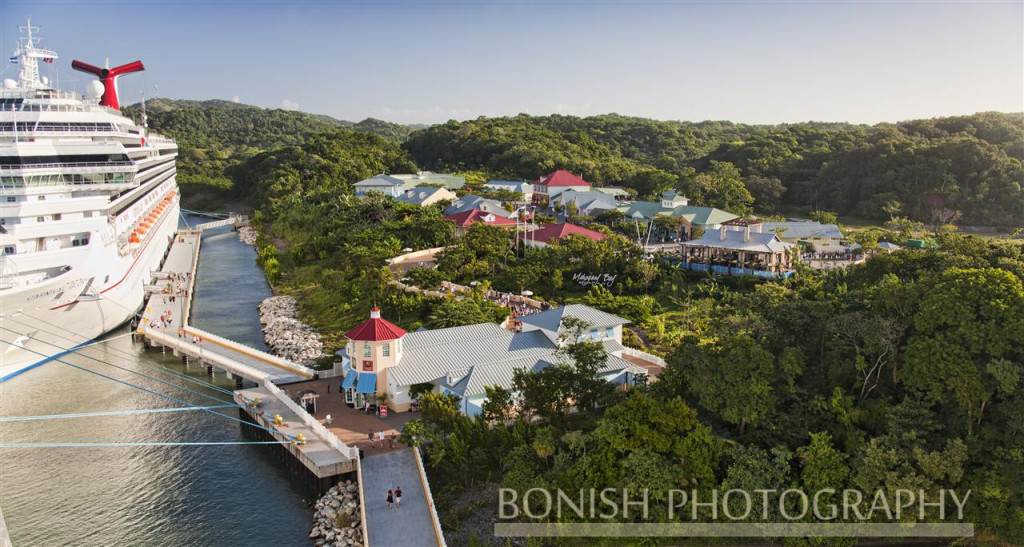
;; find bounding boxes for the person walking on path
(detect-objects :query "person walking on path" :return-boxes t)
[378,431,385,449]
[386,489,394,510]
[367,429,374,449]
[395,486,402,508]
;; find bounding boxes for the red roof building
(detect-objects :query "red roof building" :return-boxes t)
[445,209,519,235]
[533,169,592,201]
[344,306,408,341]
[519,222,606,248]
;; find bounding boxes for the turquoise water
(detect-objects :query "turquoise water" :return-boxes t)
[0,221,313,545]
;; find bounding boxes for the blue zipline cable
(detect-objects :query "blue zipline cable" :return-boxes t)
[0,338,296,441]
[0,405,240,422]
[1,442,288,448]
[2,313,236,397]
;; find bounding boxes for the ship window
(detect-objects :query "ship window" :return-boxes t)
[84,211,93,218]
[53,213,62,221]
[5,197,13,202]
[36,216,44,222]
[38,195,45,200]
[2,246,14,255]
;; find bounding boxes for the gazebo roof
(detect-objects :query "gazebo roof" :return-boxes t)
[344,307,407,342]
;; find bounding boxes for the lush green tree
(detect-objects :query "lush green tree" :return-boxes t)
[902,268,1024,428]
[743,175,787,213]
[809,210,838,224]
[682,161,755,214]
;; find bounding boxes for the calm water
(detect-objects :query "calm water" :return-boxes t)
[0,221,313,546]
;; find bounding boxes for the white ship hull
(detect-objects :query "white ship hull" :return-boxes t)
[0,20,181,381]
[0,198,180,380]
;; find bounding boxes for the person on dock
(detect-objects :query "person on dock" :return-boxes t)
[395,486,402,508]
[386,489,394,510]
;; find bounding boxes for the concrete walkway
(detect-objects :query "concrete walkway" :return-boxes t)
[139,231,309,383]
[360,449,441,547]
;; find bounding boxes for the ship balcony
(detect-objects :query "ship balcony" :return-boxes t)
[0,161,137,176]
[0,259,74,292]
[0,217,106,240]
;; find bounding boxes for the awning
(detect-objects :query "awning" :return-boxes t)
[341,371,357,390]
[355,372,377,394]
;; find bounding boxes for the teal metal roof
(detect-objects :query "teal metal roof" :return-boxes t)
[621,201,738,226]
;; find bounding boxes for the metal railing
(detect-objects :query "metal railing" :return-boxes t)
[414,446,447,547]
[181,324,316,379]
[139,328,273,383]
[0,161,136,174]
[355,457,370,547]
[263,381,359,459]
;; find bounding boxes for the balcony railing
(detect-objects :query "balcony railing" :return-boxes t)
[679,260,795,279]
[0,161,137,174]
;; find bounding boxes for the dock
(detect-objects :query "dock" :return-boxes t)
[136,224,446,546]
[136,228,357,483]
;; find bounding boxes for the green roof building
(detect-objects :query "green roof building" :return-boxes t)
[620,192,739,239]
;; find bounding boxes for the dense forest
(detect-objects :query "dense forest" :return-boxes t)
[132,98,1024,225]
[251,187,1024,544]
[121,99,420,209]
[186,104,1024,543]
[404,112,1024,224]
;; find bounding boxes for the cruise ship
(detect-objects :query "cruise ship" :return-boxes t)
[0,19,179,380]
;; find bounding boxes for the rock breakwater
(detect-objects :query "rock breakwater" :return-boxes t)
[309,481,364,546]
[258,296,326,365]
[237,225,258,246]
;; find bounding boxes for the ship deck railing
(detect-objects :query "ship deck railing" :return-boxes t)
[0,161,137,174]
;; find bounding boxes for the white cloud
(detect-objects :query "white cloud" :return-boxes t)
[281,99,300,110]
[231,95,241,103]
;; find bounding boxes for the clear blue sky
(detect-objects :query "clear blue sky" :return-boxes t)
[2,1,1021,124]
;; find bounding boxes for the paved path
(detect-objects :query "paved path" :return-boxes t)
[360,449,441,547]
[140,231,308,383]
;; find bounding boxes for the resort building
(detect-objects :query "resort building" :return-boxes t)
[445,209,518,236]
[354,175,405,197]
[678,218,797,278]
[397,186,458,207]
[592,187,632,202]
[620,192,738,240]
[483,180,535,202]
[519,222,606,248]
[444,195,514,219]
[338,305,646,416]
[533,170,592,202]
[354,172,466,197]
[554,190,620,217]
[761,221,844,246]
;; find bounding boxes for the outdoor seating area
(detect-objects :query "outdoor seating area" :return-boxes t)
[678,219,797,278]
[281,377,421,454]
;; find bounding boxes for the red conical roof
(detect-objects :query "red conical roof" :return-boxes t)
[344,307,407,341]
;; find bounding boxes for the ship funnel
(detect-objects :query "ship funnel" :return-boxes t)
[71,59,145,109]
